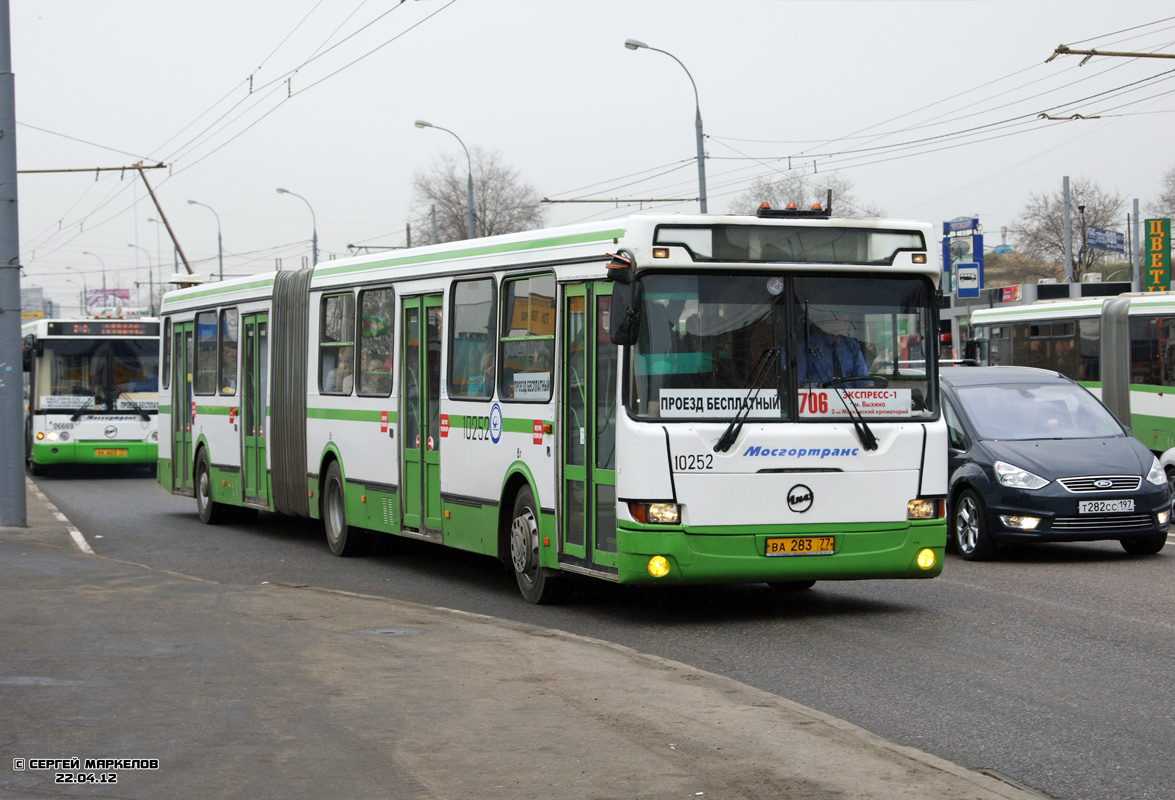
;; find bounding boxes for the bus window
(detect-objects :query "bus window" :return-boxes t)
[195,311,218,395]
[219,308,238,395]
[320,293,356,395]
[448,279,496,399]
[358,288,395,397]
[501,274,554,402]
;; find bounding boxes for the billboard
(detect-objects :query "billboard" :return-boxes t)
[1086,226,1125,253]
[85,288,131,312]
[1144,219,1171,293]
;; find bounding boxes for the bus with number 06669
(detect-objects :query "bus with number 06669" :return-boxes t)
[22,317,160,474]
[155,206,948,603]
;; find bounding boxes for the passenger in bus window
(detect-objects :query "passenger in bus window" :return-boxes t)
[467,351,494,397]
[792,309,873,388]
[326,346,353,393]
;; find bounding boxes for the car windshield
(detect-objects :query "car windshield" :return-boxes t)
[953,381,1123,440]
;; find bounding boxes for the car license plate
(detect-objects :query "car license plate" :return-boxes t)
[1078,499,1134,514]
[94,448,127,457]
[765,536,835,557]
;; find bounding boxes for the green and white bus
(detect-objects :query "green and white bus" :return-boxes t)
[970,292,1175,484]
[156,208,947,603]
[22,317,160,473]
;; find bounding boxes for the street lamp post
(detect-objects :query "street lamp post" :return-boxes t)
[146,217,175,273]
[624,38,708,213]
[187,200,224,280]
[81,251,107,309]
[276,188,318,265]
[64,266,88,314]
[414,120,475,239]
[62,278,83,316]
[127,243,157,315]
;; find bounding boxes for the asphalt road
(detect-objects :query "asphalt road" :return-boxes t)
[35,466,1175,800]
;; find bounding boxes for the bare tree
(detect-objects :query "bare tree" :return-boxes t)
[1149,164,1175,220]
[1009,177,1125,283]
[727,172,885,217]
[410,147,546,244]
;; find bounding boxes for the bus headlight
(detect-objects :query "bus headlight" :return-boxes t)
[150,431,159,442]
[45,431,60,442]
[916,549,937,569]
[627,502,680,524]
[907,498,942,519]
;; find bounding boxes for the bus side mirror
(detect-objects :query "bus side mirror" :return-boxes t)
[21,336,33,371]
[609,280,643,346]
[605,249,642,346]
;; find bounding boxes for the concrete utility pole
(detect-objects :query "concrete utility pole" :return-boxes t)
[1063,176,1074,283]
[0,0,25,526]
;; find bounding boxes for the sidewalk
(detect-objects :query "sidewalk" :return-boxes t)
[2,478,1043,800]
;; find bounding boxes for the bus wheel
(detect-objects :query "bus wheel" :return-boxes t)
[952,489,996,561]
[1121,533,1166,555]
[322,462,371,557]
[195,450,229,525]
[509,485,565,604]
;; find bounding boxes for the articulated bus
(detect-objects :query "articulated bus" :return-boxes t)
[156,208,947,603]
[970,292,1175,476]
[22,318,160,474]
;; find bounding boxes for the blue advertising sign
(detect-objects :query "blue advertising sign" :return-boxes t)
[1086,226,1125,254]
[943,218,980,234]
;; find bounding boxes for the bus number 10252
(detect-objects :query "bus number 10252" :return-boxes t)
[674,454,714,471]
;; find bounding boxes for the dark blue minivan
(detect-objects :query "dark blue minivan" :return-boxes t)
[941,366,1170,560]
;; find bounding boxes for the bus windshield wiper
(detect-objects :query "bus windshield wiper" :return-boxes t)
[714,347,780,453]
[806,348,879,452]
[119,391,151,422]
[70,395,95,421]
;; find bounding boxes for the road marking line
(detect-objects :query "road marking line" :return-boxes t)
[25,477,95,555]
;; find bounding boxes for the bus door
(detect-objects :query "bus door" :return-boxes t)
[172,321,195,494]
[241,313,268,505]
[561,282,617,569]
[400,295,444,537]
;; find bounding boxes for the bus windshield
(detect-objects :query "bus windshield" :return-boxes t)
[40,339,159,412]
[627,273,936,421]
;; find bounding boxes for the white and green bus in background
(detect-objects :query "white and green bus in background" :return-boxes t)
[969,291,1175,487]
[156,208,948,603]
[22,317,160,474]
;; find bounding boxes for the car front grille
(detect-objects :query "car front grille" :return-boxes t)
[1050,513,1155,532]
[1057,475,1142,493]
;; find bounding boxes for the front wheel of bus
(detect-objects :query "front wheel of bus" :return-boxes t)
[509,486,565,604]
[195,450,229,525]
[322,462,371,557]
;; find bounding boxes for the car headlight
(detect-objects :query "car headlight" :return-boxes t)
[1145,456,1166,487]
[994,460,1049,490]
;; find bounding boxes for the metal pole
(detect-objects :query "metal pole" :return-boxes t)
[1062,176,1073,283]
[1133,199,1141,292]
[414,121,476,239]
[0,0,25,525]
[187,200,224,280]
[276,188,318,265]
[625,39,707,213]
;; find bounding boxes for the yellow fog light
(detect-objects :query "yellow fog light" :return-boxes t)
[647,555,671,578]
[999,514,1041,530]
[1158,509,1170,526]
[916,548,937,570]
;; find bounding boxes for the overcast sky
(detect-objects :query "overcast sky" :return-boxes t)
[12,0,1175,312]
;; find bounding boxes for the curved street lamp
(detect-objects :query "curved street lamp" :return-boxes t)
[187,200,224,280]
[276,188,318,265]
[624,38,708,213]
[127,243,157,315]
[63,265,88,312]
[415,119,475,239]
[81,250,107,296]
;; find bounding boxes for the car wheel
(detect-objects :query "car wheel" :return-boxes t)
[509,485,566,604]
[1120,533,1166,555]
[952,488,997,561]
[195,450,228,525]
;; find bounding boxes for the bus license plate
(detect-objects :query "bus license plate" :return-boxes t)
[94,448,127,457]
[765,536,835,557]
[1078,499,1134,514]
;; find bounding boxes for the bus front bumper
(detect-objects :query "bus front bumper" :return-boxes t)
[614,520,947,585]
[30,440,159,467]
